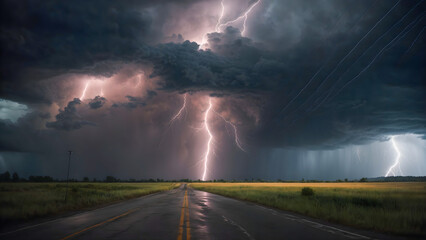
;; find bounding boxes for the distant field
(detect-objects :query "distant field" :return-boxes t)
[190,182,426,236]
[0,182,179,221]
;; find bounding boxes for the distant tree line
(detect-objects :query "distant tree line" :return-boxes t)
[0,171,55,182]
[0,171,196,183]
[1,171,425,182]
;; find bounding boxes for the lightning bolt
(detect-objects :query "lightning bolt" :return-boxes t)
[216,0,261,36]
[202,98,214,181]
[80,79,106,99]
[214,110,246,152]
[80,81,90,100]
[215,0,225,32]
[354,147,361,163]
[170,93,187,124]
[197,1,258,179]
[199,0,260,49]
[385,136,403,177]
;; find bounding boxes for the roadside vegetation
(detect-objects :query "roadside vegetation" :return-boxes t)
[190,182,426,236]
[0,182,179,221]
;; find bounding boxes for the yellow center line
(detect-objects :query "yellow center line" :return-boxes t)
[178,193,186,240]
[185,190,191,240]
[177,189,190,240]
[60,208,139,240]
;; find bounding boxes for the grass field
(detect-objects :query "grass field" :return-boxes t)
[0,182,179,221]
[190,182,426,236]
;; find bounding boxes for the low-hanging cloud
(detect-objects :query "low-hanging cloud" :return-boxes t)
[46,98,94,131]
[89,96,107,109]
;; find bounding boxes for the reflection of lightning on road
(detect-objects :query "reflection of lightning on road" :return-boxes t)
[202,98,214,181]
[385,136,403,177]
[170,94,187,124]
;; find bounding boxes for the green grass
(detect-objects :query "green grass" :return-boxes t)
[0,182,179,221]
[190,182,426,236]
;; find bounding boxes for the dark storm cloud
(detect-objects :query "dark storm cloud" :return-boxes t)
[0,0,425,180]
[0,0,165,103]
[0,109,55,152]
[146,26,285,93]
[46,98,94,130]
[122,96,147,109]
[146,90,158,98]
[89,96,107,109]
[139,3,425,149]
[113,90,158,109]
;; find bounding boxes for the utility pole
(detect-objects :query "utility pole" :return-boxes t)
[65,150,72,202]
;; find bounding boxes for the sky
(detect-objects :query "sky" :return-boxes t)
[0,0,425,181]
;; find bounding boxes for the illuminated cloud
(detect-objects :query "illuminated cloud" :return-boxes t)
[46,98,94,131]
[0,99,29,123]
[88,96,107,109]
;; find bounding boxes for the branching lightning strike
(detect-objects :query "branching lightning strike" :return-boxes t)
[199,0,261,49]
[214,110,246,152]
[188,1,260,179]
[216,0,261,36]
[385,136,403,177]
[215,0,226,32]
[199,0,259,179]
[170,94,187,124]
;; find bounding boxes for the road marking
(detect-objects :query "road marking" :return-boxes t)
[185,190,191,240]
[60,208,138,240]
[194,189,372,240]
[297,218,371,239]
[178,189,190,240]
[222,215,255,240]
[255,205,371,239]
[178,193,186,240]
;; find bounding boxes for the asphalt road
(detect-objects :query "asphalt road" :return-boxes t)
[0,184,404,240]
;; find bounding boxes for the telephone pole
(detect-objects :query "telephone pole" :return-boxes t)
[65,150,72,202]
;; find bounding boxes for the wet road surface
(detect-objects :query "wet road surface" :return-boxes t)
[0,184,403,240]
